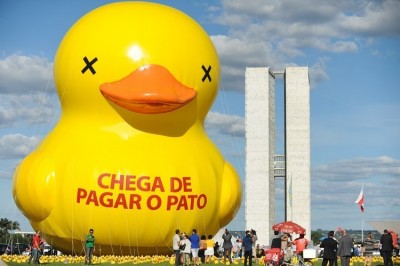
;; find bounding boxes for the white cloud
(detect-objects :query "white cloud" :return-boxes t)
[0,54,59,127]
[0,93,59,127]
[0,54,54,94]
[313,156,400,182]
[205,111,245,137]
[207,0,400,92]
[311,156,400,210]
[338,0,400,36]
[0,134,41,159]
[311,156,400,230]
[309,57,329,87]
[219,0,400,36]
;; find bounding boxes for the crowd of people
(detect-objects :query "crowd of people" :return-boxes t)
[18,226,399,266]
[267,230,312,266]
[266,228,399,266]
[172,228,259,266]
[321,229,399,266]
[319,228,399,266]
[173,227,399,266]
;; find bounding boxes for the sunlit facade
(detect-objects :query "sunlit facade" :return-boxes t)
[245,67,310,246]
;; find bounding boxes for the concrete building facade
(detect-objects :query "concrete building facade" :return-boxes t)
[284,67,311,236]
[245,67,310,246]
[245,67,275,247]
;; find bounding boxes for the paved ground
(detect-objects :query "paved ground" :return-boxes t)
[0,260,7,266]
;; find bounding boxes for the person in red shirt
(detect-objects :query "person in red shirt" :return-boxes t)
[30,231,41,264]
[389,230,399,257]
[292,233,309,265]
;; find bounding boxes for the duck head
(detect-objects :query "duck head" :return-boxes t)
[54,2,220,131]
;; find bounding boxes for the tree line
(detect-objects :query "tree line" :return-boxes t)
[0,218,23,243]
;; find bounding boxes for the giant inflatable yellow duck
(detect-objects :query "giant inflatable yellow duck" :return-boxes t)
[13,2,242,255]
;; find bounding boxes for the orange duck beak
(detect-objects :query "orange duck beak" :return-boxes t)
[100,64,196,114]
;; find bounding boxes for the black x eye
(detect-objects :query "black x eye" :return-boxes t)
[201,65,212,82]
[81,56,98,75]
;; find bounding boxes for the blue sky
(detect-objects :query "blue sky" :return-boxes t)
[0,0,399,234]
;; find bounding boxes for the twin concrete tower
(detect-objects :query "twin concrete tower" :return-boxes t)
[245,67,311,246]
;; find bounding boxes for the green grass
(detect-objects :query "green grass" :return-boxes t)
[4,262,399,266]
[2,255,400,266]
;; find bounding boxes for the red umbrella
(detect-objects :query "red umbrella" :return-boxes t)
[272,221,306,234]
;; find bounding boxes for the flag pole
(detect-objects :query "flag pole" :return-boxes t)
[355,184,365,242]
[361,209,364,242]
[290,173,293,221]
[361,183,364,242]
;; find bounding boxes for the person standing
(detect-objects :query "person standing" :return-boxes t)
[37,240,45,263]
[189,229,200,266]
[251,229,258,262]
[27,245,33,264]
[380,229,393,266]
[337,230,353,266]
[85,229,95,265]
[281,233,292,262]
[199,235,207,264]
[222,229,233,264]
[320,231,338,266]
[173,229,181,266]
[292,233,309,265]
[390,230,399,257]
[29,231,41,264]
[180,233,192,266]
[214,242,220,257]
[236,237,243,258]
[205,235,215,264]
[242,230,253,266]
[281,233,292,251]
[271,230,282,249]
[363,233,374,266]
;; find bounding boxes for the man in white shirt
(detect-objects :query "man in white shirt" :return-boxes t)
[173,229,181,266]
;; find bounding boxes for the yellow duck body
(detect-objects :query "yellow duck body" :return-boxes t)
[12,2,241,255]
